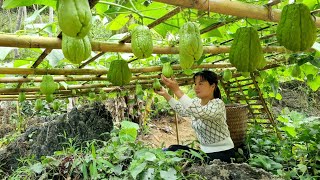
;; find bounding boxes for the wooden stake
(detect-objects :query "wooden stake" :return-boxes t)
[175,112,180,145]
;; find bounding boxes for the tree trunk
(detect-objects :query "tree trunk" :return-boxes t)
[14,7,25,58]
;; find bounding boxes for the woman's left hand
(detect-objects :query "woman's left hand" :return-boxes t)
[154,86,172,101]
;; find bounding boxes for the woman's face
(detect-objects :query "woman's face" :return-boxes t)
[193,76,215,99]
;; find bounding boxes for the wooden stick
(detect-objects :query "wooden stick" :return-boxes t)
[0,81,195,101]
[175,107,180,145]
[152,0,320,27]
[0,77,194,94]
[0,73,192,83]
[0,34,300,54]
[0,63,233,75]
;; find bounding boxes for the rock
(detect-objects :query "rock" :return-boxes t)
[185,159,283,180]
[0,102,113,173]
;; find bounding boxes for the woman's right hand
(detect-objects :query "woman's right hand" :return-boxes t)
[161,75,180,92]
[160,75,184,99]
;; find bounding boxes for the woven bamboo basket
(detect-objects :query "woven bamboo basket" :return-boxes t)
[225,104,248,148]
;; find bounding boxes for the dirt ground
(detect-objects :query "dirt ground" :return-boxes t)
[137,116,198,148]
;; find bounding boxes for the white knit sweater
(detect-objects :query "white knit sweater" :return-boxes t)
[168,94,234,153]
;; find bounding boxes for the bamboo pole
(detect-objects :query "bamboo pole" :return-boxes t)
[0,77,193,94]
[152,0,320,27]
[0,34,296,54]
[0,81,195,101]
[0,73,193,83]
[0,63,234,75]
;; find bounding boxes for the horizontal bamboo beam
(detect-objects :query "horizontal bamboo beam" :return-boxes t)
[0,63,233,75]
[0,72,194,83]
[0,77,193,94]
[0,80,194,101]
[0,34,295,54]
[153,0,320,27]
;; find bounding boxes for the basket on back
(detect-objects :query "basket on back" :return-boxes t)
[225,104,248,148]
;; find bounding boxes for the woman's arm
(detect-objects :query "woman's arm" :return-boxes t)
[181,97,225,120]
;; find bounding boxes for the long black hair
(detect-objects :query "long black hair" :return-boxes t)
[193,70,221,99]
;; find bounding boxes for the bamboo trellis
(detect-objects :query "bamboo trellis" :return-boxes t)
[0,0,318,101]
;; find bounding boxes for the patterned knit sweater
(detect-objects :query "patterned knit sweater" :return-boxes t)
[168,94,234,153]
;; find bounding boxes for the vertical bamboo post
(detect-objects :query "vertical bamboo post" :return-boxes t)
[173,94,180,144]
[175,113,180,144]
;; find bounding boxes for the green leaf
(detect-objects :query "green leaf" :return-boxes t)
[30,163,43,174]
[308,57,320,68]
[25,6,47,24]
[59,82,68,90]
[95,3,109,15]
[119,128,138,143]
[201,29,222,38]
[0,47,13,60]
[196,55,206,65]
[107,14,130,31]
[297,164,307,173]
[248,87,258,98]
[46,50,64,67]
[160,168,177,180]
[301,64,318,76]
[183,69,193,75]
[281,126,297,137]
[121,121,139,130]
[188,149,204,161]
[303,0,318,9]
[89,161,98,179]
[106,33,128,43]
[130,162,147,180]
[144,152,157,162]
[277,115,289,123]
[312,42,320,51]
[275,93,282,100]
[2,0,57,9]
[307,75,320,91]
[91,143,96,159]
[14,59,33,68]
[141,168,155,180]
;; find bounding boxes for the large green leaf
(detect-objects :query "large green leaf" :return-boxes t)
[30,162,43,174]
[25,6,47,24]
[130,162,147,180]
[106,14,130,31]
[160,168,177,180]
[281,126,297,137]
[14,59,33,68]
[46,49,64,67]
[121,120,139,130]
[303,0,318,9]
[95,3,110,16]
[307,74,320,91]
[0,47,13,60]
[2,0,57,9]
[301,63,319,76]
[119,128,137,143]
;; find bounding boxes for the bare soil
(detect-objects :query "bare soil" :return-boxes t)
[138,116,198,149]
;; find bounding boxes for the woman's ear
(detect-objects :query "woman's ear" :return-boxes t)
[211,83,216,90]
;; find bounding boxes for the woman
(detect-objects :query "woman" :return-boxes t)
[155,70,235,163]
